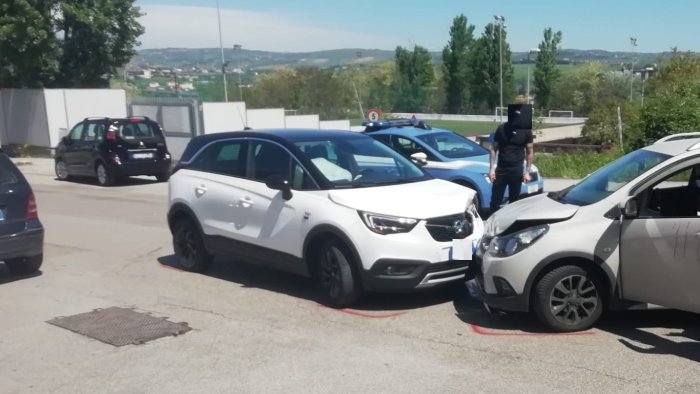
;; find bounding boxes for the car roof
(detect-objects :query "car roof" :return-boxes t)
[368,127,457,138]
[180,128,366,162]
[644,137,700,156]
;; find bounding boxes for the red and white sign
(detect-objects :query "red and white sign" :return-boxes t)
[366,109,382,122]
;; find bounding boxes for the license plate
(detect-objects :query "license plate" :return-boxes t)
[449,238,474,260]
[527,184,538,194]
[132,152,154,159]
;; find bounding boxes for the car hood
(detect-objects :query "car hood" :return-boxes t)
[328,179,476,220]
[485,193,578,236]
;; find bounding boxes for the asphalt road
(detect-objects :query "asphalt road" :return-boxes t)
[1,159,699,393]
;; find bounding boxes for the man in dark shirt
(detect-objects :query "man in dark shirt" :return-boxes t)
[488,121,534,213]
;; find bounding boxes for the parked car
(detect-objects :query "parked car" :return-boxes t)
[54,116,172,186]
[168,129,484,307]
[476,132,700,332]
[0,149,44,275]
[363,119,544,214]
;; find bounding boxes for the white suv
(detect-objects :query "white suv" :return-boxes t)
[476,133,700,332]
[168,129,483,307]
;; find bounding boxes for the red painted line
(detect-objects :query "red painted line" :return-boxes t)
[160,264,185,272]
[317,304,407,319]
[470,324,595,336]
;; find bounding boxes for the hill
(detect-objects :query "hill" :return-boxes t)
[130,47,673,71]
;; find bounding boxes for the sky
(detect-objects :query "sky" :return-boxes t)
[136,0,700,53]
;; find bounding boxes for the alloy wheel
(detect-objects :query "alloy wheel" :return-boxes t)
[549,274,599,326]
[319,248,343,299]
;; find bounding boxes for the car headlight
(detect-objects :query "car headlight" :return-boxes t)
[359,212,418,235]
[488,224,548,257]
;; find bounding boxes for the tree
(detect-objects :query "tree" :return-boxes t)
[442,14,475,114]
[57,0,145,87]
[533,28,563,110]
[394,45,434,112]
[0,0,59,88]
[469,23,515,114]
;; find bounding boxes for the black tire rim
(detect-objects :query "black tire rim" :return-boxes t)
[549,274,599,326]
[56,161,68,179]
[319,247,342,299]
[175,224,197,267]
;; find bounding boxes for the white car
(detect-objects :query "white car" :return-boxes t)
[168,129,483,307]
[477,133,700,332]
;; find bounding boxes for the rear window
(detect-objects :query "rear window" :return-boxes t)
[0,154,19,186]
[114,121,160,140]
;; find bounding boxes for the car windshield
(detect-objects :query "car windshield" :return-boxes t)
[295,136,431,188]
[552,149,671,206]
[416,132,488,159]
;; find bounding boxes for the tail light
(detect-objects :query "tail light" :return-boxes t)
[106,130,117,141]
[26,192,38,220]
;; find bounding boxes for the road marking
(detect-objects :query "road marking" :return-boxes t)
[317,304,407,319]
[469,324,595,336]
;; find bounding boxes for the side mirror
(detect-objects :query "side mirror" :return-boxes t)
[622,198,639,218]
[410,152,428,166]
[61,136,70,145]
[265,175,293,200]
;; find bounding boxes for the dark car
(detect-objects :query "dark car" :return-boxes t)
[54,116,172,186]
[0,149,44,275]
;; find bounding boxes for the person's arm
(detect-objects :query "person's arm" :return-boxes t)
[523,130,535,183]
[489,140,498,182]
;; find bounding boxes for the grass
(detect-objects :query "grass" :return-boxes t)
[535,150,624,179]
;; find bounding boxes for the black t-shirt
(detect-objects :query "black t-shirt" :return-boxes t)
[493,123,533,168]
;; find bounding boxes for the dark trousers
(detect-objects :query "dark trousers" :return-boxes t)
[489,166,523,213]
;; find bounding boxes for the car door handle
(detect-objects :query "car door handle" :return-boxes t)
[239,197,254,208]
[195,185,207,197]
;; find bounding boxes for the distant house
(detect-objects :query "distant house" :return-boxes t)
[148,82,160,89]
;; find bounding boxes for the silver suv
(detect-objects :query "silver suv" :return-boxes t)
[476,133,700,332]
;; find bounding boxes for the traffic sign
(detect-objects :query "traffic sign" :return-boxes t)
[366,109,382,122]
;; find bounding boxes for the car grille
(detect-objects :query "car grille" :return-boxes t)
[425,213,473,242]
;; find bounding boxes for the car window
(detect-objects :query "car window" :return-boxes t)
[0,153,19,186]
[83,123,103,142]
[249,141,292,182]
[117,121,158,140]
[69,123,84,141]
[295,136,431,188]
[644,166,700,217]
[416,132,488,159]
[392,136,437,161]
[189,140,246,177]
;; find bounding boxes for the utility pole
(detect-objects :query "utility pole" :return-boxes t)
[216,0,228,102]
[494,15,506,122]
[234,44,243,101]
[629,37,637,102]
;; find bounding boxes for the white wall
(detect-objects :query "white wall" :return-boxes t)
[0,89,51,147]
[320,120,351,131]
[164,136,191,161]
[202,102,247,133]
[246,108,285,129]
[285,114,319,129]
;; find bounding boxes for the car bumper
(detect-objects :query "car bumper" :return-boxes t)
[361,258,472,291]
[0,222,44,262]
[108,159,171,177]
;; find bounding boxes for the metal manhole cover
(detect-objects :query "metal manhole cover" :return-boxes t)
[47,307,191,346]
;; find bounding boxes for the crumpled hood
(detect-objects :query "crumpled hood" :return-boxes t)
[328,179,476,220]
[485,193,578,236]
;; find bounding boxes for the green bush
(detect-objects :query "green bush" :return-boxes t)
[536,150,624,179]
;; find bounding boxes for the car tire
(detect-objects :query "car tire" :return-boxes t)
[532,265,605,332]
[316,240,361,308]
[5,254,43,275]
[55,160,70,181]
[96,162,116,187]
[172,217,213,273]
[156,173,170,182]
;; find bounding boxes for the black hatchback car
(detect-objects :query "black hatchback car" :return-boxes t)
[54,116,172,186]
[0,149,44,275]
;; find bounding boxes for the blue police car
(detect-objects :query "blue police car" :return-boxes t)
[363,119,544,214]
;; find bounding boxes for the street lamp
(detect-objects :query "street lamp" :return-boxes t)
[629,37,637,102]
[216,0,228,102]
[494,15,506,122]
[233,44,243,101]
